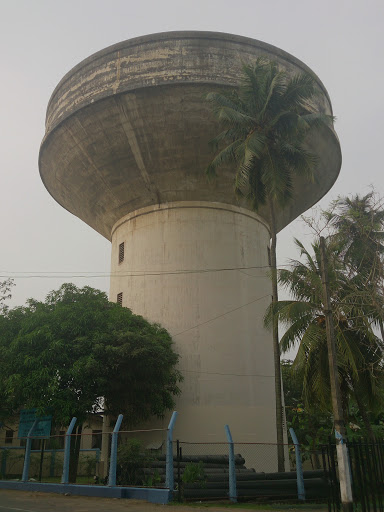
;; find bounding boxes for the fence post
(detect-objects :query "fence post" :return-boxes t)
[166,411,178,490]
[225,424,237,503]
[61,417,77,484]
[108,414,123,487]
[177,440,182,502]
[289,428,305,501]
[21,419,38,482]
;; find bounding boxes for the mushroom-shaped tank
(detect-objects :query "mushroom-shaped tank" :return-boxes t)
[39,32,341,462]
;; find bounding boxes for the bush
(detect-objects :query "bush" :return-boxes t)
[116,438,154,486]
[182,461,206,487]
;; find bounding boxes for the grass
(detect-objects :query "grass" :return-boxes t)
[169,501,329,510]
[2,475,99,485]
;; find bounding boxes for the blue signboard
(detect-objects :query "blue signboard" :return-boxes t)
[18,409,52,439]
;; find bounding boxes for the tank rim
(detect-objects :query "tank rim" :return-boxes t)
[46,30,332,123]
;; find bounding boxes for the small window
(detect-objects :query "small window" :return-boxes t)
[119,242,125,264]
[267,246,271,266]
[117,292,123,306]
[5,430,13,444]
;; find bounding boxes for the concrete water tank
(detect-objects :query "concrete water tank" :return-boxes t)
[39,32,341,448]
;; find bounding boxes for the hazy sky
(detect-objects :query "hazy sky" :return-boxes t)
[1,0,383,310]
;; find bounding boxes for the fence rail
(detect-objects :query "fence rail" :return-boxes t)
[322,438,384,512]
[3,414,382,509]
[0,426,169,487]
[0,446,100,482]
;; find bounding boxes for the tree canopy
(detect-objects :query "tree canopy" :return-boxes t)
[205,58,332,211]
[266,193,384,438]
[325,192,384,338]
[266,238,383,414]
[0,278,14,315]
[0,283,182,427]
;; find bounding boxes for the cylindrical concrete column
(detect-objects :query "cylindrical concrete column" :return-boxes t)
[110,201,276,443]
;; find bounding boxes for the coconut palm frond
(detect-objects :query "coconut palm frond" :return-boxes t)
[208,127,248,150]
[301,112,335,129]
[279,312,317,353]
[205,91,245,115]
[239,59,282,114]
[278,142,318,181]
[260,147,293,206]
[259,70,288,119]
[215,106,255,127]
[244,130,267,159]
[280,73,318,111]
[206,139,245,178]
[247,162,267,210]
[265,299,315,333]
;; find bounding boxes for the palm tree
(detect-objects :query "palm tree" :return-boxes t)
[206,58,334,469]
[265,238,384,439]
[325,192,384,340]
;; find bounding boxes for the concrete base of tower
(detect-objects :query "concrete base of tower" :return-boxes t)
[109,201,279,454]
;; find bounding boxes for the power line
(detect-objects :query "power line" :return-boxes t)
[181,369,274,378]
[173,293,271,337]
[0,264,291,279]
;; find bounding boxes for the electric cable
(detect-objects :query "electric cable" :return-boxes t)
[0,264,291,279]
[173,293,271,337]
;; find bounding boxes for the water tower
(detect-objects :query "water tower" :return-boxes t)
[39,32,341,449]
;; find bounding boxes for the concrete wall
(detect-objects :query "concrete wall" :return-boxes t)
[110,201,276,446]
[0,481,171,504]
[45,32,333,133]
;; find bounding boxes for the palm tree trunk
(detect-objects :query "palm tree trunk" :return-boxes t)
[269,200,285,472]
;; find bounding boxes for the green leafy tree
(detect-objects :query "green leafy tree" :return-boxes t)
[265,238,384,440]
[0,279,14,314]
[0,284,182,481]
[206,58,333,469]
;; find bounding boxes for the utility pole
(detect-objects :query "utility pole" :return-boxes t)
[320,236,353,512]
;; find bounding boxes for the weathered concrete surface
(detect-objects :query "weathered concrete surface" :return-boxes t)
[110,201,277,448]
[39,31,341,240]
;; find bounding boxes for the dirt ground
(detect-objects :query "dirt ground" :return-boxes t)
[0,490,244,512]
[0,490,325,512]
